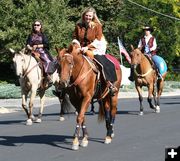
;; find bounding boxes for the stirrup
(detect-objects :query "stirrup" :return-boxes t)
[107,81,118,96]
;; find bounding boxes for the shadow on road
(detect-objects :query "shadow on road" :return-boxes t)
[0,134,74,150]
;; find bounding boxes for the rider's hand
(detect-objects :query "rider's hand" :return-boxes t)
[32,45,38,50]
[26,44,33,50]
[81,47,88,53]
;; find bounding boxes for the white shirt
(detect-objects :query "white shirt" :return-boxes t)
[138,34,157,54]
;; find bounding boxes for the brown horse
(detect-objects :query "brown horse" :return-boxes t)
[130,46,167,115]
[56,43,122,150]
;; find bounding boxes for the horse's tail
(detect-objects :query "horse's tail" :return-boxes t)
[61,93,75,114]
[98,100,105,122]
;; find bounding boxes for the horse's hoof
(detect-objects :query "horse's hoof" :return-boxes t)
[72,144,79,150]
[72,138,79,150]
[111,133,115,138]
[30,115,36,121]
[155,106,160,113]
[104,136,112,144]
[35,118,42,123]
[80,137,88,147]
[59,116,65,121]
[26,119,33,125]
[139,111,144,116]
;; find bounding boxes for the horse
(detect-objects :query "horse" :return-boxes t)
[130,46,167,115]
[56,43,122,150]
[11,48,65,125]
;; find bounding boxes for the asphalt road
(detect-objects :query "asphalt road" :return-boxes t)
[0,96,180,161]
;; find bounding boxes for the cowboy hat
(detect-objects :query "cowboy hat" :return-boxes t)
[142,26,154,32]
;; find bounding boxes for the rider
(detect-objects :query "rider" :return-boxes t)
[72,7,117,94]
[128,26,160,81]
[26,20,54,88]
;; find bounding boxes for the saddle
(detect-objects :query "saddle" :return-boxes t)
[31,51,55,90]
[144,54,156,69]
[84,55,118,99]
[144,54,162,79]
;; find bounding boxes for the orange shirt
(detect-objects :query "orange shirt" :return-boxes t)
[73,22,103,47]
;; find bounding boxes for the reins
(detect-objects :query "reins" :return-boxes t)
[134,68,153,77]
[22,54,40,78]
[134,53,154,78]
[67,53,93,87]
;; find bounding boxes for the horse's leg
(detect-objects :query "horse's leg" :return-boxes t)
[90,99,95,115]
[36,90,45,123]
[104,100,113,144]
[80,122,89,147]
[72,94,92,150]
[147,83,156,110]
[136,85,144,115]
[22,90,29,117]
[104,95,118,144]
[26,86,38,125]
[152,82,157,108]
[155,79,164,113]
[110,96,118,138]
[59,97,65,121]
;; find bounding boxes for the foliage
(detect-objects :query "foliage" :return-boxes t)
[0,0,180,78]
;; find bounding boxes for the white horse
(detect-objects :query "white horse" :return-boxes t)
[11,48,65,125]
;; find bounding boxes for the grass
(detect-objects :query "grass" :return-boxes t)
[0,80,179,99]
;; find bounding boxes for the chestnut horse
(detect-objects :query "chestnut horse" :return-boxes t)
[130,46,167,115]
[56,43,122,150]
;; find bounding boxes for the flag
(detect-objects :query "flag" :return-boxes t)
[117,37,131,64]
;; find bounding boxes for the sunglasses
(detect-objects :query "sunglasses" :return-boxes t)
[34,24,41,27]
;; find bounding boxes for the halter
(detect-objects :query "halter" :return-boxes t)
[59,53,74,87]
[60,53,93,87]
[14,53,40,79]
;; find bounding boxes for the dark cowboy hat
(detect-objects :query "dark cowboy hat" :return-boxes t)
[142,26,154,32]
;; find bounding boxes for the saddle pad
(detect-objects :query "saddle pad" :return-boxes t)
[105,54,120,70]
[152,55,167,75]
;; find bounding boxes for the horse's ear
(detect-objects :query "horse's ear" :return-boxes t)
[138,46,142,51]
[130,45,134,51]
[68,44,74,53]
[9,48,15,54]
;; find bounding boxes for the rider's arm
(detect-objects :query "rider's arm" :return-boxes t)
[150,38,157,52]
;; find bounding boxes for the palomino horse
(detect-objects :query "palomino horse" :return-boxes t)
[130,46,167,115]
[56,43,122,150]
[11,48,64,125]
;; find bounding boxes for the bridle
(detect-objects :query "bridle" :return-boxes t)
[132,52,153,78]
[59,53,93,87]
[14,52,39,79]
[59,53,74,87]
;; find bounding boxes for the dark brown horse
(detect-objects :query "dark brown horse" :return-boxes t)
[130,46,167,115]
[56,43,122,150]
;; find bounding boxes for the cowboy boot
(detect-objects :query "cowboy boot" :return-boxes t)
[107,81,118,96]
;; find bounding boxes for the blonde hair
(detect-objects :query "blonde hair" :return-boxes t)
[78,7,102,26]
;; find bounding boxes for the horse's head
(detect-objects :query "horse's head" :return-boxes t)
[130,45,143,67]
[11,48,26,77]
[56,46,74,88]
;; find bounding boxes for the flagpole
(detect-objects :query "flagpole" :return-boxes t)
[117,37,123,65]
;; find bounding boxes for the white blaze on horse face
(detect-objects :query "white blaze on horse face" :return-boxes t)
[13,54,24,76]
